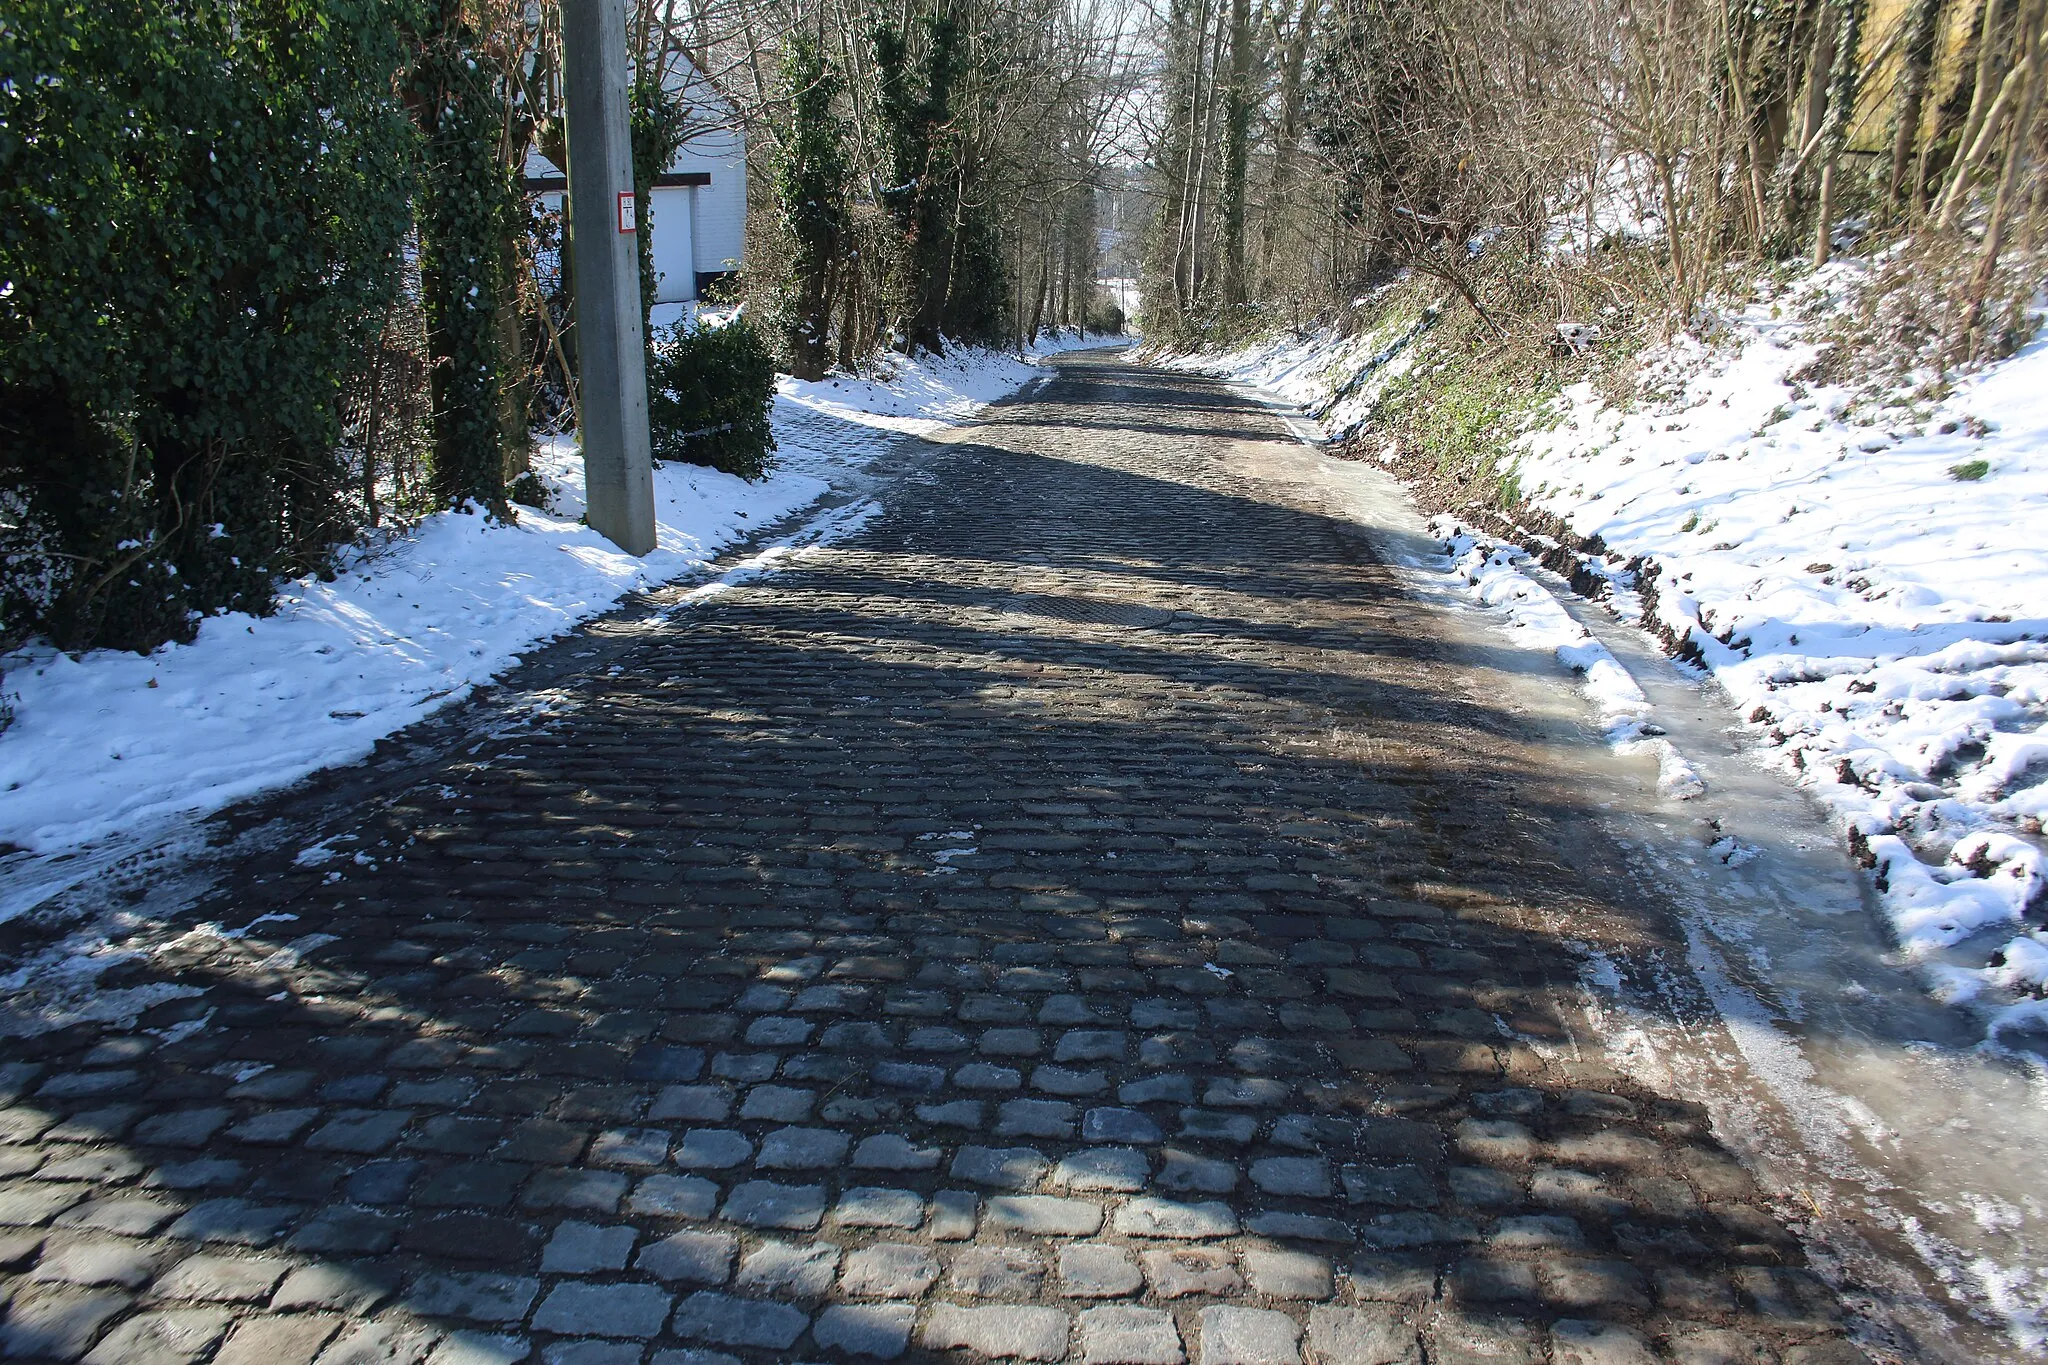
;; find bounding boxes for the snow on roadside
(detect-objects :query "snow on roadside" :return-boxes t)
[1179,271,2048,1033]
[1164,306,1427,442]
[1434,522,1706,801]
[780,332,1104,435]
[0,334,1117,881]
[1523,286,2048,1036]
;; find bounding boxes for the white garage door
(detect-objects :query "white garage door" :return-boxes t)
[648,187,697,303]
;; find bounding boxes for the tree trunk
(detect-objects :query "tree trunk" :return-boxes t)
[1958,0,2045,355]
[497,234,532,480]
[1218,0,1254,306]
[363,335,386,527]
[1257,0,1312,295]
[1170,0,1215,314]
[1938,35,2033,224]
[1939,0,2018,225]
[1814,0,1867,265]
[1889,0,1946,212]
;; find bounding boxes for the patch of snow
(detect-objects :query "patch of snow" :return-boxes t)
[1512,271,2048,1021]
[1160,311,1425,443]
[0,928,204,1037]
[780,332,1116,437]
[1433,519,1708,800]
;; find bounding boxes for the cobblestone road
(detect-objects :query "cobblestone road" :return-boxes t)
[0,355,1869,1365]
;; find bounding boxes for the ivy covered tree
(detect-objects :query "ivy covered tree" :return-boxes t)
[870,14,1010,354]
[943,190,1011,346]
[0,0,419,652]
[873,16,962,353]
[631,70,691,341]
[406,0,520,513]
[776,33,850,380]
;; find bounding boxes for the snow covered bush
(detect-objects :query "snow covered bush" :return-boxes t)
[646,318,778,480]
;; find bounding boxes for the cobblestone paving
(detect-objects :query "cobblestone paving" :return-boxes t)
[0,354,1871,1365]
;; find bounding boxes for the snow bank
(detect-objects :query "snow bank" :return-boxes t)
[1181,272,2048,1030]
[0,453,822,861]
[1519,275,2048,1031]
[0,335,1118,879]
[1160,308,1426,442]
[1435,522,1706,801]
[781,334,1104,434]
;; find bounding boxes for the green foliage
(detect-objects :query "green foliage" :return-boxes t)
[1406,369,1523,479]
[508,469,554,510]
[1367,305,1564,511]
[408,1,517,513]
[1143,299,1265,349]
[870,17,1006,352]
[1304,0,1455,252]
[631,73,690,338]
[0,0,419,652]
[1084,294,1127,336]
[1948,458,1990,481]
[646,318,777,480]
[942,201,1011,346]
[776,34,849,380]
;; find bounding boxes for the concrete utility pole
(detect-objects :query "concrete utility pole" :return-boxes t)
[561,0,657,555]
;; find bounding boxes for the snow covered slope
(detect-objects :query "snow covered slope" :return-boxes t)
[0,335,1116,881]
[1177,273,2048,1034]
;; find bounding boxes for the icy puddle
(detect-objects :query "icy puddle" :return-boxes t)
[1243,394,2048,1361]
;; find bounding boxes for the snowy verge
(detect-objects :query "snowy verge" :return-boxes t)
[778,333,1109,435]
[1173,269,2048,1031]
[1433,521,1706,801]
[0,334,1119,884]
[1155,301,1430,442]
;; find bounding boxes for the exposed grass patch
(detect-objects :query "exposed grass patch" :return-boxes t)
[1948,459,1990,481]
[1363,294,1588,513]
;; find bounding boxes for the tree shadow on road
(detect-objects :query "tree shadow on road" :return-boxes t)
[0,354,1964,1365]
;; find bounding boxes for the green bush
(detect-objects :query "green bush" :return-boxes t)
[1948,459,1989,481]
[1084,296,1128,336]
[0,0,418,652]
[646,318,777,480]
[409,3,518,512]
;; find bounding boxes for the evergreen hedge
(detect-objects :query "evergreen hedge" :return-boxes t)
[408,0,518,514]
[0,0,421,653]
[646,318,776,481]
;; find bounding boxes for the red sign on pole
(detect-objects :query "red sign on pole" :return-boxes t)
[616,190,637,234]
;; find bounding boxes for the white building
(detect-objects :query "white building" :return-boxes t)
[525,53,746,304]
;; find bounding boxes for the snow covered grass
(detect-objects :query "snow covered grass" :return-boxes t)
[1159,304,1430,444]
[1176,268,2048,1034]
[1524,275,2048,1031]
[0,333,1118,886]
[0,454,823,861]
